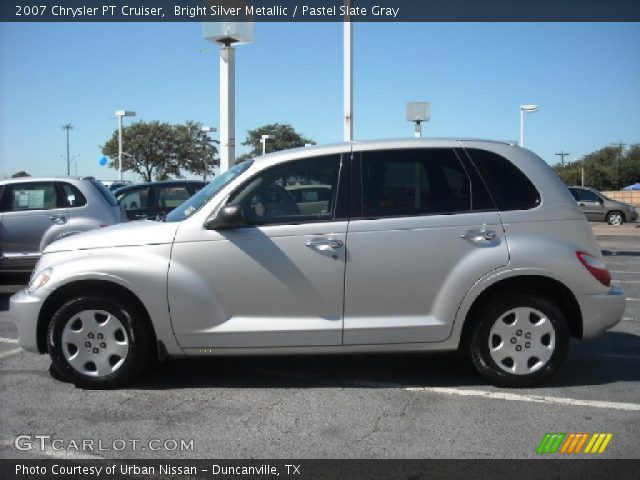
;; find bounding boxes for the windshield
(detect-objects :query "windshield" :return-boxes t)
[165,161,254,222]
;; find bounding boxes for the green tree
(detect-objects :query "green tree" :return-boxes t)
[101,121,218,181]
[238,123,315,162]
[11,171,31,178]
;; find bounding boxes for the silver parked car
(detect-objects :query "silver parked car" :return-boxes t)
[567,186,638,225]
[10,140,625,388]
[0,177,126,272]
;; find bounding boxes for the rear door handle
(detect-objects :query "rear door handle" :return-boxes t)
[49,215,67,225]
[460,226,496,242]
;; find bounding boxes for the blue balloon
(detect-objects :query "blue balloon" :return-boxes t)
[99,156,108,166]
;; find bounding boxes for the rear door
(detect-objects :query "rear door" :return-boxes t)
[0,181,68,268]
[343,147,509,345]
[573,188,604,221]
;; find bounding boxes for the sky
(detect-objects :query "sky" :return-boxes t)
[0,22,639,181]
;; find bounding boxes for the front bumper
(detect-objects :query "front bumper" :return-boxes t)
[577,287,626,338]
[9,289,47,353]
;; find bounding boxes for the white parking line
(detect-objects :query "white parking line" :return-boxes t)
[0,337,18,344]
[612,280,640,284]
[0,348,22,360]
[610,271,640,274]
[404,387,640,411]
[625,298,640,302]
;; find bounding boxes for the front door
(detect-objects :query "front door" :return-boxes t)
[343,148,509,345]
[169,153,348,348]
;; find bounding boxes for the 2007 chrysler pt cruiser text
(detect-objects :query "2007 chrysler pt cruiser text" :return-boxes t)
[10,139,625,388]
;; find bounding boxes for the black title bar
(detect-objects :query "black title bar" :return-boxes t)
[3,0,640,22]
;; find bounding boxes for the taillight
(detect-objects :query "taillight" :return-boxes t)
[576,251,611,287]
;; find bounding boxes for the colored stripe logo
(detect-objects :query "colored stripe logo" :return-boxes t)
[537,433,613,454]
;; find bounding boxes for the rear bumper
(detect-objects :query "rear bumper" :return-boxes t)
[577,287,625,338]
[9,289,46,353]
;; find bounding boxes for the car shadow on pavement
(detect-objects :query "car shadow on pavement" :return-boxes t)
[123,331,640,391]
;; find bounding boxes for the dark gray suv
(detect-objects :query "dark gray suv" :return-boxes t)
[568,186,638,225]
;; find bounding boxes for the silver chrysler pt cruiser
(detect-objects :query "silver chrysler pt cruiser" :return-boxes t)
[10,139,625,388]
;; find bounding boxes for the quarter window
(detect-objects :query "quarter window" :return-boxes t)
[464,149,540,211]
[360,149,492,218]
[228,155,341,225]
[58,182,87,208]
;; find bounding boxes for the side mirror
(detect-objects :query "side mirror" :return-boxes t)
[204,204,246,230]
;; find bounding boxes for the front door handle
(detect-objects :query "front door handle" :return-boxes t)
[306,238,344,249]
[305,238,344,258]
[49,215,67,225]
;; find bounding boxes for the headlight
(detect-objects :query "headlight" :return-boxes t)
[27,268,53,293]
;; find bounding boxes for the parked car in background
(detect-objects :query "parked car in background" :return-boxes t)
[100,180,133,192]
[567,186,638,225]
[113,180,206,220]
[10,140,625,388]
[0,177,126,272]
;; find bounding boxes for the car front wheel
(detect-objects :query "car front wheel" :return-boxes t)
[469,293,570,387]
[47,296,150,389]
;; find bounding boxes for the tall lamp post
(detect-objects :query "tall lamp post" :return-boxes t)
[344,1,353,142]
[62,123,73,175]
[201,125,217,181]
[115,110,136,181]
[260,134,273,155]
[519,104,539,147]
[203,21,254,173]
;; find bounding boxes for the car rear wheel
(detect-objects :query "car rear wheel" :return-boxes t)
[606,211,624,226]
[469,293,569,387]
[47,296,150,389]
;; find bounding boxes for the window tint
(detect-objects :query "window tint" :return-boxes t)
[117,187,149,211]
[59,182,87,208]
[7,182,58,211]
[464,149,540,211]
[229,155,341,225]
[155,186,191,208]
[572,188,599,202]
[360,149,491,218]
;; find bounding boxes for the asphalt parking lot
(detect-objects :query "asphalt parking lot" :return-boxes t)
[0,223,638,460]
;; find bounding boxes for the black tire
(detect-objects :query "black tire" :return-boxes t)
[47,295,151,389]
[606,210,624,226]
[469,292,570,388]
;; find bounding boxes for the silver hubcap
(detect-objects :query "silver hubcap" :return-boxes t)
[61,310,130,377]
[609,213,622,225]
[488,307,555,375]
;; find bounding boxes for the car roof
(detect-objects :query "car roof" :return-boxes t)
[250,138,519,168]
[0,176,93,185]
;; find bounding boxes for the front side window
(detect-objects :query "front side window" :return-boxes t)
[360,149,489,218]
[228,155,341,226]
[7,182,58,211]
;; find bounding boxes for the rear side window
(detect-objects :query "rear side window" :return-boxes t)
[89,178,118,206]
[464,149,540,211]
[58,182,87,208]
[155,185,191,208]
[571,188,599,202]
[118,187,149,211]
[360,148,494,218]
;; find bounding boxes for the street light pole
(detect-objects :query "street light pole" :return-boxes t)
[62,123,73,175]
[519,104,539,147]
[260,134,273,156]
[343,2,353,142]
[201,125,217,181]
[220,43,235,173]
[115,110,136,181]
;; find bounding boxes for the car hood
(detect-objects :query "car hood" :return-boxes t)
[44,220,180,253]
